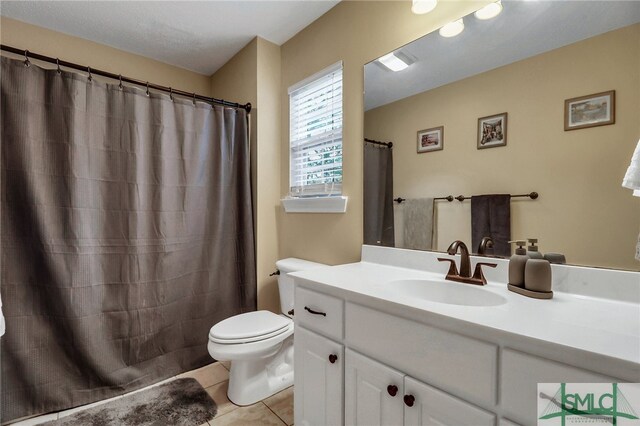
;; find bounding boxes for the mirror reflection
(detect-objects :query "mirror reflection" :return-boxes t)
[363,1,640,271]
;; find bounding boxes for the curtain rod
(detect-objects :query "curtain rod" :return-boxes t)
[394,192,538,203]
[364,138,393,148]
[0,44,252,113]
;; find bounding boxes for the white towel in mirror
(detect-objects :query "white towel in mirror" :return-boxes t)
[622,139,640,191]
[622,139,640,261]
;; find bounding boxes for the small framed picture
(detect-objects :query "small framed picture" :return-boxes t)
[564,90,615,131]
[478,112,507,149]
[417,126,444,153]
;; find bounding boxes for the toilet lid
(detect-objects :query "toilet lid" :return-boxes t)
[209,311,291,343]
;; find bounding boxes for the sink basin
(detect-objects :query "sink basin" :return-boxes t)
[382,279,507,307]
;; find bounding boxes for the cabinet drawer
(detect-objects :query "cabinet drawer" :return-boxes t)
[501,349,617,425]
[295,287,344,340]
[346,302,498,407]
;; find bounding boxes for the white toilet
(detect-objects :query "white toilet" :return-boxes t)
[207,258,325,406]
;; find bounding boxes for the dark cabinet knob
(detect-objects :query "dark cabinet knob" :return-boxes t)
[387,385,398,397]
[404,394,415,407]
[328,354,338,364]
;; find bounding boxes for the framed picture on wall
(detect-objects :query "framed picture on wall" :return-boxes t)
[477,112,507,149]
[564,90,615,131]
[417,126,444,153]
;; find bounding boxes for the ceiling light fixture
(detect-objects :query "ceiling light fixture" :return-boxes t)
[412,0,438,15]
[474,1,503,20]
[378,52,409,72]
[439,19,465,38]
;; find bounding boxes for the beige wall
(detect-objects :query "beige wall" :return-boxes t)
[0,17,211,94]
[365,24,640,271]
[255,39,282,312]
[278,1,490,265]
[210,37,283,312]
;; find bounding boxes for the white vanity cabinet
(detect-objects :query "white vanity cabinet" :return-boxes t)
[293,267,635,426]
[294,286,496,426]
[345,349,494,426]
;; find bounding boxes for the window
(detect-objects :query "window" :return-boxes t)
[289,62,343,198]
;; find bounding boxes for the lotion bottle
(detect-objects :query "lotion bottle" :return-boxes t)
[508,240,528,287]
[525,259,552,293]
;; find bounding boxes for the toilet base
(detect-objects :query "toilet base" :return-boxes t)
[227,336,294,406]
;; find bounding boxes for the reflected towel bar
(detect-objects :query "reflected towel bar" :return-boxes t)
[394,192,538,203]
[452,192,538,202]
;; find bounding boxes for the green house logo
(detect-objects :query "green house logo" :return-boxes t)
[539,383,639,425]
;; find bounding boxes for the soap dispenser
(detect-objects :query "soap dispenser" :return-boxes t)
[526,238,544,259]
[508,240,528,287]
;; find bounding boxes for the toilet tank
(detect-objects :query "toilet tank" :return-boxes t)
[275,258,326,317]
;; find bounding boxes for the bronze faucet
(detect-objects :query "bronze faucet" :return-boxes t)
[438,240,497,285]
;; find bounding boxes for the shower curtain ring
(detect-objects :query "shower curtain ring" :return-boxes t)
[56,58,61,74]
[23,50,30,67]
[118,74,123,90]
[146,82,150,96]
[169,87,174,101]
[192,93,196,105]
[87,66,92,82]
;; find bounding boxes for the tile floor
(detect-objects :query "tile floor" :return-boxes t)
[10,361,293,426]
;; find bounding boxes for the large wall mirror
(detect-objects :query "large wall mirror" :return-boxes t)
[363,1,640,271]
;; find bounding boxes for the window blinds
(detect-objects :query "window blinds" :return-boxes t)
[289,62,343,197]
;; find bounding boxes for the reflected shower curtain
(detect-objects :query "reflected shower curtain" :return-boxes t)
[363,142,394,246]
[0,56,256,422]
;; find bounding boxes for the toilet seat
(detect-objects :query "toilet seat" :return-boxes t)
[208,321,293,361]
[210,325,291,344]
[209,311,292,344]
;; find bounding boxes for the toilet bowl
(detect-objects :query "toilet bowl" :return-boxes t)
[207,258,325,406]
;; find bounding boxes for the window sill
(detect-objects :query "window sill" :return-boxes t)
[281,196,348,213]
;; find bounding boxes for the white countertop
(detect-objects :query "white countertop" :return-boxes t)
[292,261,640,370]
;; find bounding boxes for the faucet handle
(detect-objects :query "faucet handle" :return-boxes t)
[472,262,497,284]
[437,258,459,277]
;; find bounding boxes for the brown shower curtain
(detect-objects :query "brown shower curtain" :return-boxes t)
[0,56,256,422]
[363,142,394,247]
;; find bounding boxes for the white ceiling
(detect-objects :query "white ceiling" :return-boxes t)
[365,1,640,111]
[0,0,340,75]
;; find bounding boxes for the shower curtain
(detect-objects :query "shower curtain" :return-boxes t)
[363,142,394,246]
[0,56,256,422]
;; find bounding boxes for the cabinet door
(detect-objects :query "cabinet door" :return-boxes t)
[501,349,617,425]
[403,376,495,426]
[294,326,344,426]
[345,349,405,426]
